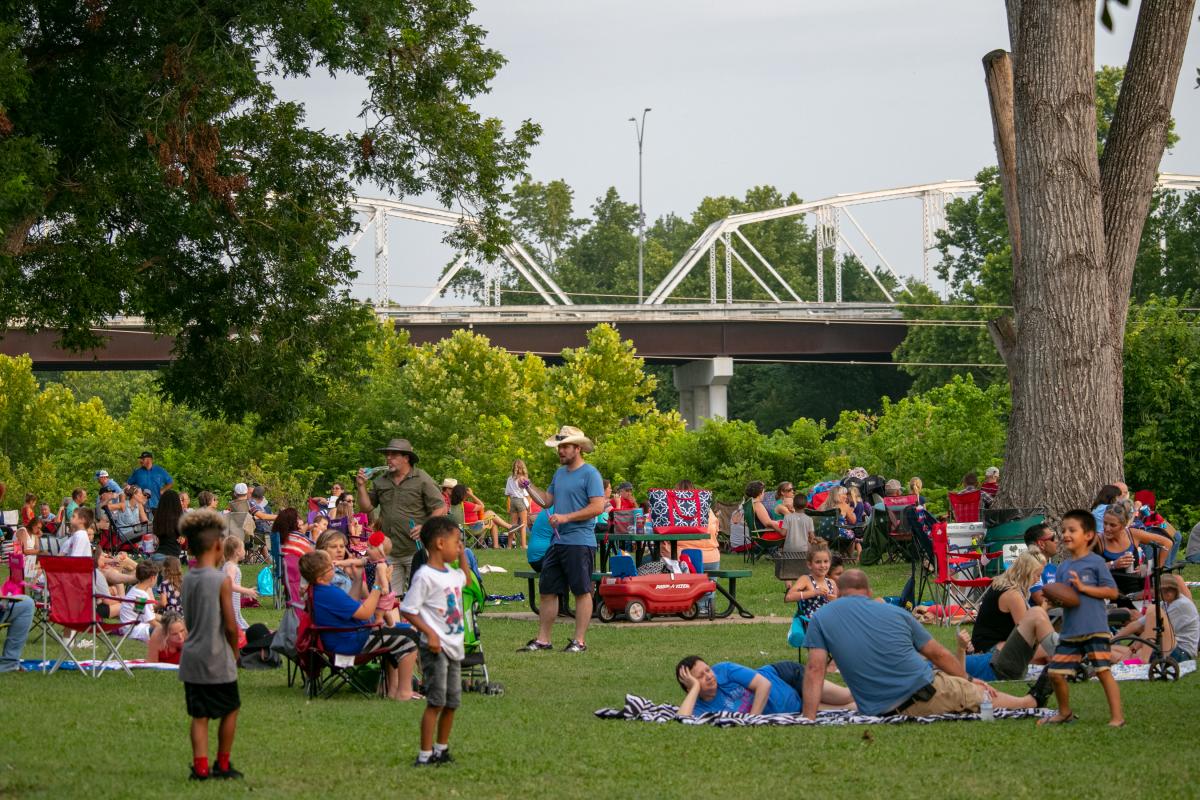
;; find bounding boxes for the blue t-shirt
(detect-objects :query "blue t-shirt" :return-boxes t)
[312,582,370,654]
[127,465,173,509]
[1029,561,1058,601]
[547,463,604,547]
[691,662,801,715]
[804,595,934,716]
[527,507,555,565]
[1056,552,1117,638]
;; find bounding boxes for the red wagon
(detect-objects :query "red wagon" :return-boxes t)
[597,572,716,623]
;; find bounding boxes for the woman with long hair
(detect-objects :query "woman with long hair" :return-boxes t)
[970,551,1046,653]
[151,489,185,559]
[505,459,530,549]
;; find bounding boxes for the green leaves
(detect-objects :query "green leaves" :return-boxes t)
[1,0,537,424]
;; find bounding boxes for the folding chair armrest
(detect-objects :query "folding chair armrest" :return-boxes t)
[311,621,384,633]
[94,593,154,605]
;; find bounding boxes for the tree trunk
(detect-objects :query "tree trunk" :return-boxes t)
[996,0,1194,516]
[1001,1,1116,513]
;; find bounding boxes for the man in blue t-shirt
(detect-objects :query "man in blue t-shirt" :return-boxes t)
[127,451,174,513]
[802,570,1039,718]
[1024,522,1059,605]
[675,657,853,716]
[519,426,605,654]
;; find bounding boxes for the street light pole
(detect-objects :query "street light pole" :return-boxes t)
[629,108,651,304]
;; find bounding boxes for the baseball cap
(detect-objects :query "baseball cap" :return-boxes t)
[233,482,249,496]
[139,451,153,459]
[96,470,109,479]
[617,481,634,491]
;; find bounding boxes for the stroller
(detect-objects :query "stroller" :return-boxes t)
[460,570,502,695]
[1109,539,1183,682]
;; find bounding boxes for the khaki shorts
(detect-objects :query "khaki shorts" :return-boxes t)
[900,671,980,717]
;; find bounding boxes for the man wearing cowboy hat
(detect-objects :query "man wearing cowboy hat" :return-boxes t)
[356,438,446,594]
[519,426,606,653]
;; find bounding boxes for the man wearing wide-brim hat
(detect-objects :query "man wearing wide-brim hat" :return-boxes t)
[518,425,606,654]
[356,438,446,593]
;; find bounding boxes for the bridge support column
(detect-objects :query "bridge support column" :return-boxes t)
[674,357,734,430]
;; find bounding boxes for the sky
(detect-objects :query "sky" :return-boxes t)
[277,1,1200,305]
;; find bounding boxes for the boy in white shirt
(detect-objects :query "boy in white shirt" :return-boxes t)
[64,507,96,557]
[401,516,471,767]
[120,560,160,641]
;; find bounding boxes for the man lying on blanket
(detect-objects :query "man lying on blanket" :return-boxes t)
[801,570,1044,719]
[676,657,854,716]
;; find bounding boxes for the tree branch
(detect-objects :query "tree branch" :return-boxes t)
[1100,0,1195,315]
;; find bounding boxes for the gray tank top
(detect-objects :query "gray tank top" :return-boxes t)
[178,566,238,684]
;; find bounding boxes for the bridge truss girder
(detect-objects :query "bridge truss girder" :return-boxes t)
[347,198,572,307]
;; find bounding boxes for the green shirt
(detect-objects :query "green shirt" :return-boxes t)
[368,466,444,557]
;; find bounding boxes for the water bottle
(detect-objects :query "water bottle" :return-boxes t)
[979,689,994,722]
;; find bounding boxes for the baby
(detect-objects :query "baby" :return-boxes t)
[362,532,400,625]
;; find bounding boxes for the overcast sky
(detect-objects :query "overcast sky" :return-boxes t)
[278,1,1200,305]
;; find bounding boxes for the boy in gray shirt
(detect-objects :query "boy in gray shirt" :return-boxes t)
[178,509,242,781]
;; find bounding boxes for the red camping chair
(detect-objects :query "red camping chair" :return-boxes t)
[296,589,399,700]
[39,556,140,677]
[948,490,982,523]
[928,523,1002,625]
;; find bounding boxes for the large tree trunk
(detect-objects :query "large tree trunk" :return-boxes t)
[995,0,1194,516]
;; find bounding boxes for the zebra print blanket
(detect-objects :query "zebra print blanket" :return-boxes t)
[595,694,1048,726]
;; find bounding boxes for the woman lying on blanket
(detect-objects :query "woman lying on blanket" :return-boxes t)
[675,656,854,716]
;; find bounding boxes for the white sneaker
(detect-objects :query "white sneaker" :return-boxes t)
[72,638,95,649]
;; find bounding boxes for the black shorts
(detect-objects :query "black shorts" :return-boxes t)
[184,681,241,720]
[538,544,595,597]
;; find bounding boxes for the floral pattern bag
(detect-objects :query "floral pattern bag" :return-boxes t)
[647,488,712,534]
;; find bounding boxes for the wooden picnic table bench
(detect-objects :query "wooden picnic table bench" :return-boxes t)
[513,569,606,615]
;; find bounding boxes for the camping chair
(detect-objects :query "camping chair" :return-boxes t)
[811,509,855,558]
[926,523,1002,625]
[38,555,140,677]
[742,499,784,564]
[948,490,982,523]
[296,591,398,700]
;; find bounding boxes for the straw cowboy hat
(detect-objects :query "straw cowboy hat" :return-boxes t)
[441,478,458,489]
[544,425,594,453]
[375,438,419,463]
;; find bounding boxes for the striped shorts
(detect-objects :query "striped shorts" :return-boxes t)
[1047,633,1113,674]
[361,626,418,666]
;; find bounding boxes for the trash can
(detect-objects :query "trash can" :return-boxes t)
[983,513,1045,575]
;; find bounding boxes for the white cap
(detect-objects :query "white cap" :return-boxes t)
[233,482,249,496]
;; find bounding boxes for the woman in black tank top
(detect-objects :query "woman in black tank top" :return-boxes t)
[969,552,1046,652]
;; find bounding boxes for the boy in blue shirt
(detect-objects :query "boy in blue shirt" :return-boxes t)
[1039,509,1123,727]
[674,657,853,716]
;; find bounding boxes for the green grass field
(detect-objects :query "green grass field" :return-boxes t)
[2,552,1199,799]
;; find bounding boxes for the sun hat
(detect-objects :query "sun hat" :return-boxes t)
[375,438,419,464]
[441,478,458,489]
[544,425,594,453]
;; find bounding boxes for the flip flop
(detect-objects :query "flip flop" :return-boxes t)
[392,693,424,702]
[1037,712,1078,726]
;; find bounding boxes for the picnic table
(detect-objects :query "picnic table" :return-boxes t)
[595,531,709,571]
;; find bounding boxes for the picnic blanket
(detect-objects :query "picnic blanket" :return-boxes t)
[21,658,180,672]
[595,694,1047,726]
[1025,659,1196,682]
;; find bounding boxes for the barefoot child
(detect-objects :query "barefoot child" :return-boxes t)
[402,516,470,766]
[221,537,258,645]
[1039,509,1123,727]
[784,544,838,618]
[178,509,243,780]
[364,533,401,626]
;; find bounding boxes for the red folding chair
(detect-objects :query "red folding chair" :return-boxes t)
[928,523,1002,625]
[297,589,396,700]
[948,490,982,523]
[39,556,140,677]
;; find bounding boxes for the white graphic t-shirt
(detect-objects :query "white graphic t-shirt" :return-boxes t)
[400,563,467,660]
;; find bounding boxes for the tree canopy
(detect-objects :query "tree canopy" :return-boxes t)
[0,0,538,427]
